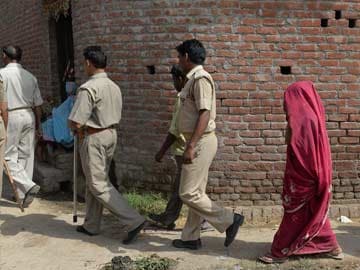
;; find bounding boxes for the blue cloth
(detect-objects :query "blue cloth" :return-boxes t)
[42,95,75,147]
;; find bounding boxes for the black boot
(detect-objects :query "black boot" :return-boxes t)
[224,213,244,247]
[172,239,202,250]
[122,221,147,245]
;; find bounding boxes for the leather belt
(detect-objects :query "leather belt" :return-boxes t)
[8,106,32,112]
[77,125,117,138]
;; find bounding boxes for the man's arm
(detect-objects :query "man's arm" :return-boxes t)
[183,109,210,164]
[68,88,94,132]
[0,79,8,128]
[0,102,8,129]
[68,120,82,131]
[34,105,42,137]
[155,133,177,162]
[183,77,213,164]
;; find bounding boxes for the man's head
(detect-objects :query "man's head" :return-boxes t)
[2,45,22,64]
[170,64,185,92]
[176,39,206,73]
[83,46,107,76]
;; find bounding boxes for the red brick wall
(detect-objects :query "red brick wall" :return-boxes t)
[0,0,56,98]
[3,1,359,208]
[71,0,360,207]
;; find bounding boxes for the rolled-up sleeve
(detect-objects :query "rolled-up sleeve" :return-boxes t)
[193,78,213,111]
[68,88,94,125]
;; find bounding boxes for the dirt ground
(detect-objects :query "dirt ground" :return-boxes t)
[0,191,359,270]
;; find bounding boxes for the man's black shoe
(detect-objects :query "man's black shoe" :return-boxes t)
[166,223,176,230]
[122,221,147,245]
[149,213,176,230]
[76,225,98,236]
[224,213,244,247]
[148,213,165,223]
[172,239,202,250]
[22,185,40,208]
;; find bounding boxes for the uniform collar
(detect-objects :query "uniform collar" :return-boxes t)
[90,72,108,79]
[6,63,22,68]
[186,65,203,80]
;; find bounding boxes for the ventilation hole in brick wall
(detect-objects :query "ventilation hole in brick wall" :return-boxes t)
[146,65,156,74]
[280,66,292,75]
[321,18,329,27]
[349,19,357,28]
[335,10,342,20]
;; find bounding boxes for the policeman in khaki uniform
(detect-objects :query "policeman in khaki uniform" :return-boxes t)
[172,39,244,250]
[68,46,146,244]
[0,46,43,207]
[0,77,7,198]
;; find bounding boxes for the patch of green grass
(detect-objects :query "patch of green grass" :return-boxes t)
[123,191,168,216]
[134,254,177,270]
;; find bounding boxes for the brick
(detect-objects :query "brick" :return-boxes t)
[334,186,354,192]
[235,186,256,193]
[248,162,274,171]
[349,205,360,218]
[239,153,260,161]
[340,122,360,129]
[261,154,282,161]
[262,130,282,137]
[339,137,359,144]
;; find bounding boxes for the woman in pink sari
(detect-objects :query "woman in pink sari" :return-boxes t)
[259,81,343,263]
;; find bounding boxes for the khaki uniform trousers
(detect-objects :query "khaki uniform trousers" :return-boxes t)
[79,128,145,234]
[0,118,6,197]
[179,132,234,241]
[4,109,36,199]
[159,155,183,225]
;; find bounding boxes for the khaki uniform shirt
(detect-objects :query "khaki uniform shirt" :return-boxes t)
[68,72,122,128]
[178,65,216,134]
[169,93,186,156]
[0,63,43,110]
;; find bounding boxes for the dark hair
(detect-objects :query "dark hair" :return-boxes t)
[83,46,107,68]
[2,45,22,61]
[176,39,206,65]
[170,64,185,79]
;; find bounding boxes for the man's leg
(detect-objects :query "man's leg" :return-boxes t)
[80,185,104,235]
[152,155,183,226]
[0,120,5,198]
[179,133,234,241]
[5,111,35,199]
[80,130,145,233]
[18,111,35,181]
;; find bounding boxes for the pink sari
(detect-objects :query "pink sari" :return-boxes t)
[271,81,339,258]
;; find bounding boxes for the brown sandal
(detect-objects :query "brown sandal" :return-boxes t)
[258,253,288,264]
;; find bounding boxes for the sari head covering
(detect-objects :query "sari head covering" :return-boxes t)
[271,81,337,257]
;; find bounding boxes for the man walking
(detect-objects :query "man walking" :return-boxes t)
[0,65,8,199]
[149,65,213,232]
[172,39,244,250]
[0,46,42,207]
[68,46,146,244]
[149,65,186,229]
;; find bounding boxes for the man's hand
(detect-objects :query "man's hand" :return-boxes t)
[155,150,165,162]
[35,129,43,140]
[183,145,196,164]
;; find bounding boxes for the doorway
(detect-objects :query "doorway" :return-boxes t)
[53,13,74,101]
